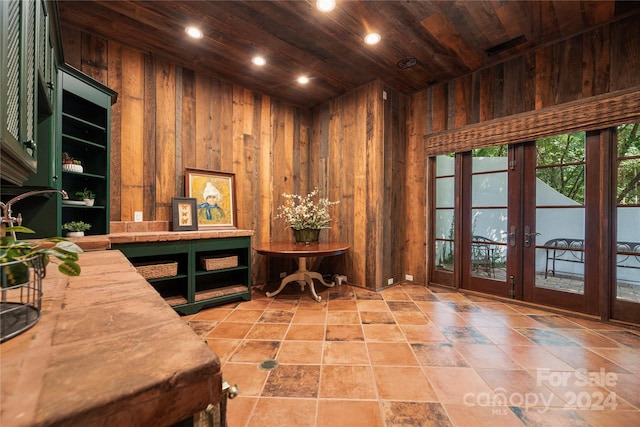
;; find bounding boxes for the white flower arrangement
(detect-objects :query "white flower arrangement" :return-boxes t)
[275,187,339,230]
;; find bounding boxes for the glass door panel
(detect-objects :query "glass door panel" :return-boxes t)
[612,123,640,323]
[464,146,510,296]
[434,155,455,274]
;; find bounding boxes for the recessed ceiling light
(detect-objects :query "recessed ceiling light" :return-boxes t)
[297,76,310,84]
[316,0,336,12]
[364,33,381,45]
[185,26,203,39]
[252,56,266,66]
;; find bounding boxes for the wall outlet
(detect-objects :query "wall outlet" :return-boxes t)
[387,278,394,285]
[405,274,414,281]
[134,211,143,222]
[280,272,287,278]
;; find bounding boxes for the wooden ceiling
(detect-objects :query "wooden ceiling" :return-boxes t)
[57,0,640,109]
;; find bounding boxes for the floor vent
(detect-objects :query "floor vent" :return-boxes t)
[259,359,279,371]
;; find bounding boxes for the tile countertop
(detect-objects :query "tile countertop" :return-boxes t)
[0,250,222,426]
[65,228,255,251]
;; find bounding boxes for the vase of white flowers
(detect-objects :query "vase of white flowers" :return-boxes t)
[275,187,339,244]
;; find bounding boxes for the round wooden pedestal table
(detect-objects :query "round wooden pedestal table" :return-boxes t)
[253,242,351,302]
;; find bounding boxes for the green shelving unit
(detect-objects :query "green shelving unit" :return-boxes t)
[113,236,252,315]
[57,65,116,236]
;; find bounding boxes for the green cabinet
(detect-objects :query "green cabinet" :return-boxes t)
[57,65,116,236]
[1,0,61,186]
[113,236,252,315]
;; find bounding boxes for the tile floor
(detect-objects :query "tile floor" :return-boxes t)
[183,283,640,427]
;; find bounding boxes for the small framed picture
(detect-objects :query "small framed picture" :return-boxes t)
[172,197,198,231]
[185,168,237,229]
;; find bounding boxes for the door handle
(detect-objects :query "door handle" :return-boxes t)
[524,226,541,247]
[508,226,516,247]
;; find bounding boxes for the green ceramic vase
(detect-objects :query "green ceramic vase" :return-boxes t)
[292,228,320,245]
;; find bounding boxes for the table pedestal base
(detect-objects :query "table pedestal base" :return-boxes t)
[265,257,335,302]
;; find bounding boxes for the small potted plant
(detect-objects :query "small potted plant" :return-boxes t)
[1,226,83,286]
[62,152,83,173]
[62,221,92,237]
[76,188,96,206]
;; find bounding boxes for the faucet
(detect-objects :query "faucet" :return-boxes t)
[1,189,68,238]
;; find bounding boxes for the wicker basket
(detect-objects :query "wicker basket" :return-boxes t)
[134,261,178,280]
[200,255,238,271]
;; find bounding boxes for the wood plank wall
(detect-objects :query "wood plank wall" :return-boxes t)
[405,15,640,286]
[60,26,407,291]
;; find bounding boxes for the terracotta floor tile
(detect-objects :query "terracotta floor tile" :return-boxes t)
[224,309,265,323]
[499,314,550,328]
[514,328,581,347]
[356,299,390,312]
[245,323,289,340]
[555,328,623,348]
[206,338,241,364]
[206,322,254,339]
[360,311,396,324]
[589,347,640,373]
[326,311,360,325]
[323,341,370,365]
[327,299,358,311]
[319,365,377,399]
[475,326,535,346]
[379,288,411,301]
[411,343,468,367]
[367,342,419,366]
[257,310,295,324]
[577,409,640,427]
[224,396,257,427]
[544,346,631,373]
[444,403,526,426]
[228,340,280,363]
[190,307,232,321]
[423,311,469,326]
[422,366,493,404]
[362,324,405,342]
[498,345,575,371]
[220,363,269,397]
[392,311,430,325]
[605,330,640,348]
[476,368,566,408]
[373,366,437,400]
[291,309,327,324]
[509,407,589,426]
[382,401,452,427]
[354,288,384,300]
[276,341,323,365]
[399,324,448,343]
[247,397,317,427]
[181,284,640,426]
[527,314,584,329]
[262,365,321,398]
[285,324,325,341]
[317,400,384,427]
[387,301,421,312]
[187,320,217,337]
[454,343,521,369]
[439,326,492,344]
[325,324,364,341]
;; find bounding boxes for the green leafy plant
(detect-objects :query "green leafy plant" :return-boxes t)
[75,188,95,200]
[1,226,83,287]
[62,221,92,232]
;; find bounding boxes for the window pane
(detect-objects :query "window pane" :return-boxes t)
[537,132,585,166]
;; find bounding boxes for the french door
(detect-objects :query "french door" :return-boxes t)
[431,124,639,323]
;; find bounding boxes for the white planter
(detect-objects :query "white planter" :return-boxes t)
[84,198,95,206]
[66,231,85,237]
